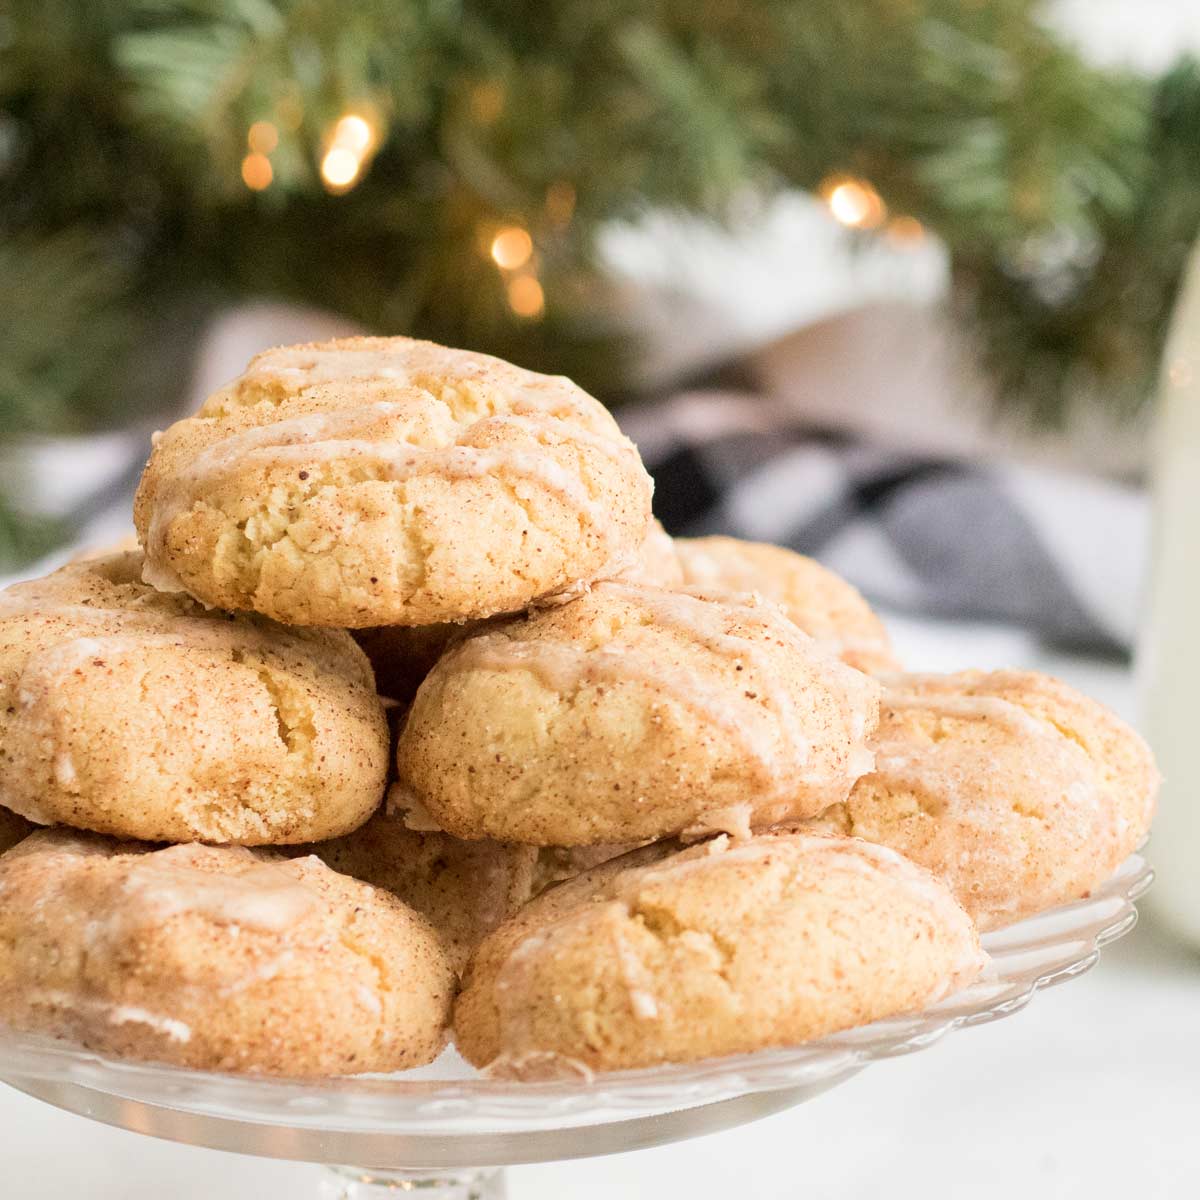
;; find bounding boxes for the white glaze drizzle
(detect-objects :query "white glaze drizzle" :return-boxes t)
[446,584,875,807]
[675,544,891,662]
[0,593,340,672]
[489,833,985,1058]
[447,630,793,794]
[27,991,193,1044]
[116,847,320,934]
[108,1005,194,1043]
[232,339,600,428]
[147,398,638,562]
[865,679,1100,820]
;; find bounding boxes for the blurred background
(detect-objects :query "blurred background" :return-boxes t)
[2,1,1200,1196]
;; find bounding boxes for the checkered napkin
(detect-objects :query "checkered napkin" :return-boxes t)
[619,390,1148,656]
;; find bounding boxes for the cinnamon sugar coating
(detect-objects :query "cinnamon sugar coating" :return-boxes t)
[803,670,1159,928]
[454,831,984,1074]
[0,830,454,1075]
[300,808,538,973]
[0,553,388,844]
[395,581,880,845]
[674,536,898,673]
[355,519,682,704]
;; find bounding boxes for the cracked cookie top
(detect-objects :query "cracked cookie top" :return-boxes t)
[0,830,454,1075]
[395,581,881,846]
[804,670,1159,929]
[133,336,654,627]
[454,831,984,1075]
[0,552,389,844]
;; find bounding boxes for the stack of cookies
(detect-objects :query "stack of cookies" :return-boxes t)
[0,338,1158,1079]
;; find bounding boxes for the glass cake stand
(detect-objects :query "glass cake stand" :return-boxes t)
[0,853,1151,1199]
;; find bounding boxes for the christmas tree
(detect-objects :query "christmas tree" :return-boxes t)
[2,1,1199,561]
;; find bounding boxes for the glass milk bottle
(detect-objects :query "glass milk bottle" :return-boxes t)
[1141,241,1200,947]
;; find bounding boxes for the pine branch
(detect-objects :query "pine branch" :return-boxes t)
[0,0,1196,452]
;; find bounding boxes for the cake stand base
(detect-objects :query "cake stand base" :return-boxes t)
[321,1166,506,1199]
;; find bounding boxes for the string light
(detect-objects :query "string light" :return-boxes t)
[490,226,533,270]
[506,273,545,318]
[332,114,375,156]
[241,152,274,191]
[321,146,361,190]
[247,121,279,155]
[320,110,381,194]
[820,175,886,229]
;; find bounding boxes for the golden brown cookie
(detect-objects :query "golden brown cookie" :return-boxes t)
[0,553,388,844]
[0,805,33,854]
[134,337,654,627]
[618,518,684,588]
[674,536,898,673]
[454,831,985,1075]
[395,581,880,845]
[804,670,1159,929]
[302,808,538,973]
[355,518,683,704]
[0,830,455,1075]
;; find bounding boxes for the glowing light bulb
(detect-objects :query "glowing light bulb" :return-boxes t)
[490,226,534,271]
[321,146,362,191]
[506,274,545,318]
[247,121,279,154]
[334,113,375,155]
[821,176,886,229]
[241,152,274,191]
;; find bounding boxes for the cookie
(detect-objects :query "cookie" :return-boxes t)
[134,336,654,627]
[0,830,454,1075]
[356,519,683,703]
[395,581,879,845]
[674,536,897,673]
[805,670,1159,929]
[454,831,985,1075]
[0,552,388,844]
[618,518,684,588]
[0,805,33,854]
[302,808,538,973]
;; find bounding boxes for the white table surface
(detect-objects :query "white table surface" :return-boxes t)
[3,613,1198,1198]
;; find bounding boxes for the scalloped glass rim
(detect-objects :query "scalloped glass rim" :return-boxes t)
[0,853,1151,1134]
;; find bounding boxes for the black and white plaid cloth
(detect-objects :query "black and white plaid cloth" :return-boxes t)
[620,390,1148,657]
